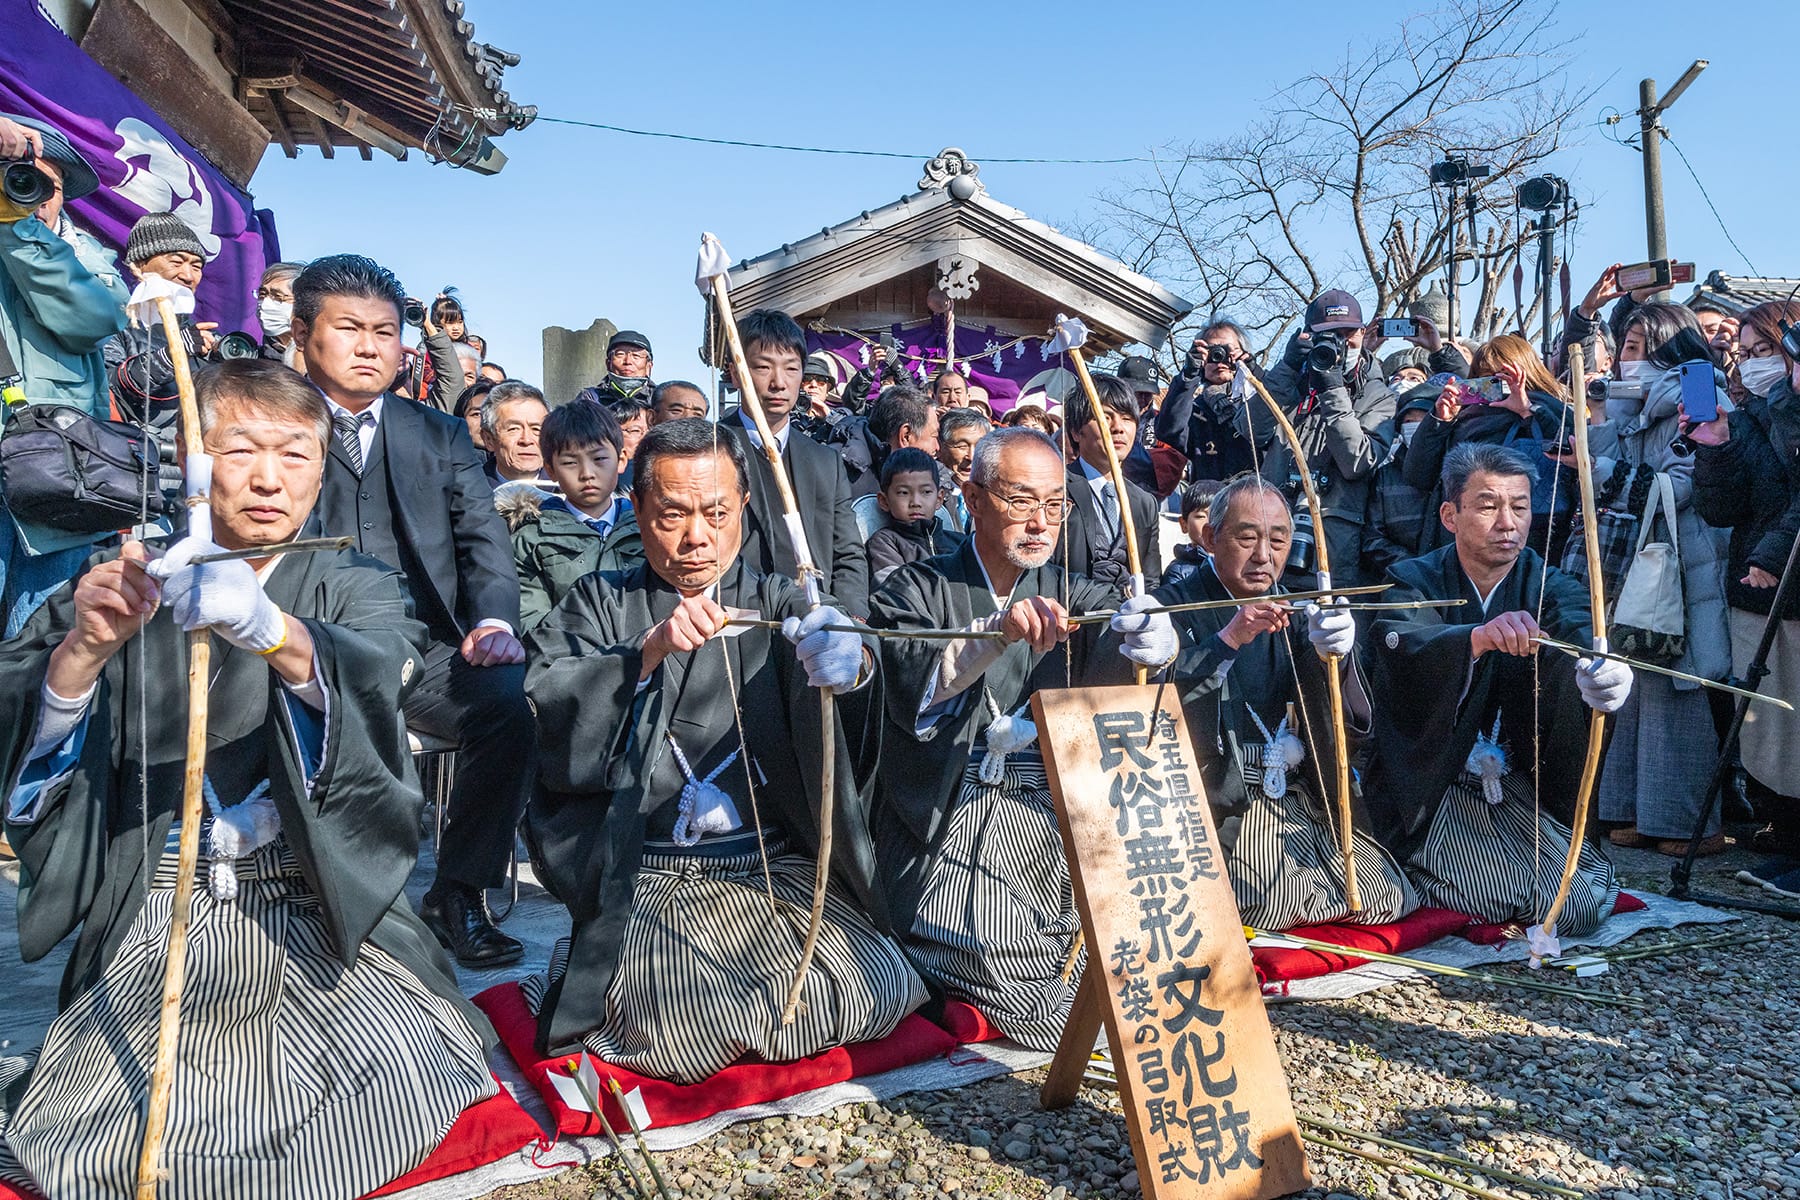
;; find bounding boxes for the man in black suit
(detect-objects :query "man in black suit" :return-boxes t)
[293,254,533,966]
[719,310,869,616]
[1059,372,1163,593]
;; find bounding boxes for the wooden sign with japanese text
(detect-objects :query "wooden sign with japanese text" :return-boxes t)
[1034,686,1310,1200]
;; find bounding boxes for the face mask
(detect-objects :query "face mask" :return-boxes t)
[1399,421,1420,446]
[1619,359,1659,384]
[1344,348,1362,371]
[1739,355,1788,398]
[258,298,292,337]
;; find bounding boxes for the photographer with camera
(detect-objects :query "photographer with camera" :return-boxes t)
[1258,291,1396,586]
[841,336,907,416]
[0,113,130,633]
[1155,318,1264,486]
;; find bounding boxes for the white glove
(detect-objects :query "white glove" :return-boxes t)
[1110,592,1178,668]
[149,539,287,654]
[1575,655,1633,713]
[782,605,864,694]
[1305,601,1355,659]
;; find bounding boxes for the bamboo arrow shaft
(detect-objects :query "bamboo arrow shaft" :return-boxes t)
[135,297,212,1200]
[1065,346,1147,687]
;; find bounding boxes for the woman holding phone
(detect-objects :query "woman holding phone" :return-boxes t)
[1590,304,1733,857]
[1688,300,1800,859]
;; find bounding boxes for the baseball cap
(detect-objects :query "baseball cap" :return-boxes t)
[1305,290,1364,333]
[608,329,652,356]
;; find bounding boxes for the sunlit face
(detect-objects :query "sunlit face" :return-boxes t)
[737,342,802,425]
[489,398,547,480]
[634,449,747,594]
[800,375,833,405]
[1199,489,1289,597]
[546,439,621,517]
[434,304,465,342]
[618,410,649,461]
[1201,329,1243,385]
[610,345,652,379]
[933,372,968,410]
[1393,365,1429,390]
[135,250,204,292]
[966,439,1067,570]
[938,422,986,487]
[878,469,941,524]
[296,294,403,409]
[653,386,708,424]
[1618,327,1649,366]
[899,407,940,457]
[1072,404,1137,470]
[1442,469,1532,578]
[199,401,326,551]
[1695,311,1729,344]
[1179,507,1209,546]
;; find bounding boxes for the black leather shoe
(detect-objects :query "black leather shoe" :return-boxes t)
[421,885,524,967]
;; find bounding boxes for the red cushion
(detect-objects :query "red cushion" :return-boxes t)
[1461,890,1646,945]
[1252,907,1477,986]
[476,982,958,1137]
[0,1081,541,1200]
[937,999,1006,1044]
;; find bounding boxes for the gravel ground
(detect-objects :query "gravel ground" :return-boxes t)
[488,841,1800,1200]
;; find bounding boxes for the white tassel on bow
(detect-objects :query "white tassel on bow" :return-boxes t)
[979,709,1038,785]
[1465,717,1508,806]
[204,777,280,902]
[667,734,744,846]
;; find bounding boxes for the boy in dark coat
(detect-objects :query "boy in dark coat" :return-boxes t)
[865,447,965,588]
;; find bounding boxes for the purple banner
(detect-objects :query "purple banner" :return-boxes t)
[807,314,1090,413]
[0,0,276,334]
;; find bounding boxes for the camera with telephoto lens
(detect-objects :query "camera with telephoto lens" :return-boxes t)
[402,298,427,328]
[1586,378,1649,405]
[207,331,260,362]
[1283,471,1328,573]
[1305,331,1346,373]
[1,158,55,209]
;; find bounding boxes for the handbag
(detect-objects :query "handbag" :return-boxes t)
[1611,472,1686,663]
[0,403,166,535]
[1561,461,1650,598]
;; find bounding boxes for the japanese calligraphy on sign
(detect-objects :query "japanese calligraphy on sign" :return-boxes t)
[1034,687,1310,1200]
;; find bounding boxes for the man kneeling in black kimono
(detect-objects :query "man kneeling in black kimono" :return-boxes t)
[0,359,494,1200]
[523,419,925,1083]
[1364,443,1632,937]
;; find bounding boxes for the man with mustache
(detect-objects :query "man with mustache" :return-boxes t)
[867,427,1173,1050]
[1363,443,1632,935]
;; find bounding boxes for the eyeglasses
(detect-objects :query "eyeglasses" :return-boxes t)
[990,493,1069,523]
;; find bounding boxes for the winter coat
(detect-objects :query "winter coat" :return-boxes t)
[0,214,127,417]
[866,515,965,589]
[1159,541,1208,590]
[1257,342,1397,586]
[1692,376,1800,620]
[502,489,644,630]
[1361,387,1440,577]
[1588,365,1733,681]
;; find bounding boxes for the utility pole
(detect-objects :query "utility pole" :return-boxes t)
[1638,60,1708,266]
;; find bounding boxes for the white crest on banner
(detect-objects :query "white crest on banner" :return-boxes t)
[111,118,220,257]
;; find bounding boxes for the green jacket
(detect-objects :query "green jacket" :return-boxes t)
[506,491,644,629]
[0,215,128,415]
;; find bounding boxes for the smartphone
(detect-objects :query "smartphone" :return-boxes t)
[1379,317,1420,339]
[1448,375,1511,406]
[1616,260,1697,291]
[1679,360,1719,424]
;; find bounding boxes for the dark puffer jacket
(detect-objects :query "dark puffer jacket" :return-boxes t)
[1693,377,1800,620]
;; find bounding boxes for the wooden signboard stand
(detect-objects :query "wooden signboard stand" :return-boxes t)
[1034,686,1311,1200]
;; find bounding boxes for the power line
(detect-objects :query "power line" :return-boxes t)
[1659,130,1760,276]
[456,106,1152,165]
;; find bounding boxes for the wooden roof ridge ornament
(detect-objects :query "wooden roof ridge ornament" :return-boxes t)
[694,233,837,1026]
[919,147,985,200]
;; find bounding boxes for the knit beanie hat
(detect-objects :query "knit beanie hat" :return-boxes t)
[1382,346,1431,377]
[125,212,207,264]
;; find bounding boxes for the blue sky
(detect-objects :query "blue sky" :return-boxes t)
[247,1,1788,390]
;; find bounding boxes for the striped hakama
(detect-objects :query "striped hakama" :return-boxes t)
[0,830,494,1200]
[1405,772,1619,936]
[1231,763,1418,930]
[902,753,1084,1053]
[522,833,926,1085]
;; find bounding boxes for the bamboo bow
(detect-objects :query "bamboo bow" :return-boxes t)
[133,292,212,1199]
[1240,369,1361,913]
[1532,342,1607,955]
[1049,315,1149,686]
[697,234,836,1025]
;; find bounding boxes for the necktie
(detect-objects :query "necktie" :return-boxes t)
[333,409,365,475]
[1099,480,1122,541]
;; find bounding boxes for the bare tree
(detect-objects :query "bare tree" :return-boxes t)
[1092,0,1595,363]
